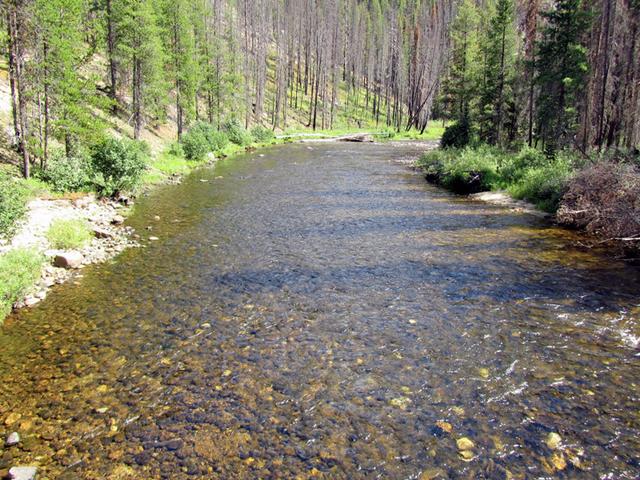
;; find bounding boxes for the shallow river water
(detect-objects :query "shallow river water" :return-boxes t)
[1,142,639,479]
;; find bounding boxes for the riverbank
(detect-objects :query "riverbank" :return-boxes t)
[415,145,640,251]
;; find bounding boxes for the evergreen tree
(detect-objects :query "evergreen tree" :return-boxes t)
[160,0,196,139]
[477,0,516,146]
[113,0,167,138]
[34,0,107,158]
[535,0,590,154]
[447,0,480,124]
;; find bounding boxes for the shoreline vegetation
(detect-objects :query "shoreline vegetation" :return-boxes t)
[0,126,442,324]
[415,145,640,251]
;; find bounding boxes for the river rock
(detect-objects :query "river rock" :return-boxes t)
[4,413,21,426]
[456,437,475,451]
[8,466,37,480]
[93,227,114,239]
[111,215,125,225]
[545,432,562,450]
[53,252,84,269]
[5,432,20,447]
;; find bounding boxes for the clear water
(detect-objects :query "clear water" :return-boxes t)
[1,143,639,479]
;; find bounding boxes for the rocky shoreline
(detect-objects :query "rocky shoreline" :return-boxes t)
[0,195,139,315]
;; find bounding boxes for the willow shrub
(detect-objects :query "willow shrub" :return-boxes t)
[0,248,44,321]
[0,172,28,238]
[418,145,574,212]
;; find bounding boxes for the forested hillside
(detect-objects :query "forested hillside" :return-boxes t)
[1,0,453,179]
[421,0,640,246]
[437,0,640,154]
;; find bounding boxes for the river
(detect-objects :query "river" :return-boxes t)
[1,142,639,479]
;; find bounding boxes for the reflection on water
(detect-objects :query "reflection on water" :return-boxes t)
[0,143,639,479]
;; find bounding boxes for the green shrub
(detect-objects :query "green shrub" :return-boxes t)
[508,157,572,212]
[222,118,252,146]
[38,149,93,193]
[250,125,274,143]
[0,173,28,239]
[441,118,471,149]
[0,248,44,320]
[46,218,93,249]
[207,130,229,152]
[419,146,500,193]
[91,137,148,197]
[182,122,231,159]
[167,141,184,157]
[499,146,548,183]
[181,127,210,161]
[440,146,500,193]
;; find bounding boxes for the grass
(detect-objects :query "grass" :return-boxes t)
[46,218,93,249]
[416,145,576,213]
[0,248,44,321]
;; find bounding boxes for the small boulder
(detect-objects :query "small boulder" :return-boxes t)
[53,251,84,269]
[93,227,114,239]
[6,432,20,446]
[111,215,125,225]
[9,466,38,480]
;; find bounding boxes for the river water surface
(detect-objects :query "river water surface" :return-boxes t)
[1,142,639,479]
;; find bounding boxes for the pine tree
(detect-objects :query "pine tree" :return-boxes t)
[112,0,167,138]
[447,0,480,124]
[535,0,591,154]
[477,0,516,146]
[160,0,196,139]
[34,0,107,158]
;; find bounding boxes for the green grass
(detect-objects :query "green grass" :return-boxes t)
[46,218,93,249]
[0,248,44,321]
[417,145,576,213]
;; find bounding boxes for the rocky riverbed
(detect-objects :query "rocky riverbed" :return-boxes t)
[0,195,139,313]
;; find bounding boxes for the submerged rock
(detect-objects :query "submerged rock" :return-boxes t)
[5,432,20,447]
[545,432,562,450]
[456,437,475,451]
[8,466,37,480]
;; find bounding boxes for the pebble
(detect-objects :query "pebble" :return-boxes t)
[8,466,37,480]
[111,215,125,225]
[545,432,562,450]
[5,432,20,447]
[456,437,475,451]
[149,236,159,241]
[4,413,21,426]
[435,420,453,433]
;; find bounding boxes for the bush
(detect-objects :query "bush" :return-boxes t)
[181,128,210,161]
[38,149,93,193]
[440,147,500,193]
[46,218,93,249]
[0,248,44,321]
[508,156,572,212]
[0,173,28,239]
[499,146,548,183]
[207,130,229,152]
[181,123,231,160]
[91,137,148,197]
[222,118,252,146]
[167,141,184,157]
[441,118,471,149]
[418,146,500,193]
[250,125,274,143]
